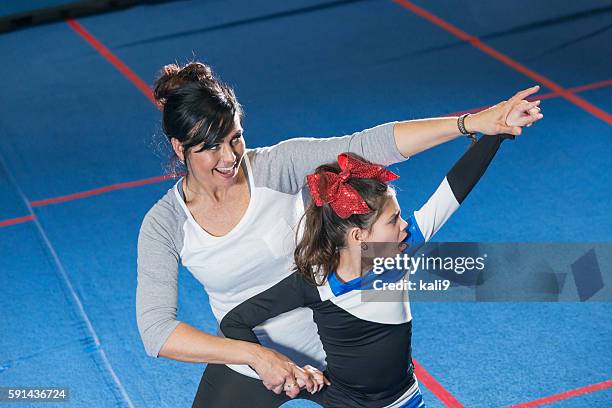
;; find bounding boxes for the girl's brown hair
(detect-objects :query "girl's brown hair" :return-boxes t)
[293,153,395,285]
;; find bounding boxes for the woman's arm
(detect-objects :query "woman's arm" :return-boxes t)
[155,322,253,363]
[248,121,406,194]
[394,85,542,158]
[249,86,541,195]
[158,322,319,397]
[157,322,314,397]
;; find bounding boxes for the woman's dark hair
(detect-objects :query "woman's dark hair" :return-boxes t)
[153,62,243,175]
[293,153,395,285]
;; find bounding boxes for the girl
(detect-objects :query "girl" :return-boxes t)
[220,133,515,407]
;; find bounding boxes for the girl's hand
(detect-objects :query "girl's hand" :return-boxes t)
[251,346,314,398]
[294,365,331,394]
[466,85,544,136]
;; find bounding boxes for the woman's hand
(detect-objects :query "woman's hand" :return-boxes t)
[465,85,544,136]
[250,346,317,398]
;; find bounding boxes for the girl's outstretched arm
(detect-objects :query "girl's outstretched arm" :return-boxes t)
[405,133,514,248]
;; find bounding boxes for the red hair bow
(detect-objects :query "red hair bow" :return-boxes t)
[306,153,399,219]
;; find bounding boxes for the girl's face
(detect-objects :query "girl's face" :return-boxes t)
[364,195,408,244]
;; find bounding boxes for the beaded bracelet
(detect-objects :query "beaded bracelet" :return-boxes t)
[458,113,477,144]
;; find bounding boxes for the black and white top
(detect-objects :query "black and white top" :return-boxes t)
[220,134,512,407]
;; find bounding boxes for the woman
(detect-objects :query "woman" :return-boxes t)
[136,61,542,407]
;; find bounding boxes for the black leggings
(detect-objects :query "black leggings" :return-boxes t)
[192,363,326,408]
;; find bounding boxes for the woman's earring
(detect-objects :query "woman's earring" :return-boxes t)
[361,242,368,251]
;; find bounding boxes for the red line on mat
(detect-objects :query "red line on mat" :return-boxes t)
[65,18,158,106]
[570,78,612,94]
[392,0,612,125]
[413,358,464,408]
[448,77,612,116]
[30,174,178,207]
[505,79,612,102]
[507,379,612,408]
[0,214,35,228]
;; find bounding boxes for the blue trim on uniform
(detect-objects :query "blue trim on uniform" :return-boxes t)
[406,214,425,247]
[330,266,409,295]
[328,271,364,296]
[398,386,426,408]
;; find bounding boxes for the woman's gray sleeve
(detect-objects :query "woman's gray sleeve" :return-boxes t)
[136,203,184,358]
[248,121,407,194]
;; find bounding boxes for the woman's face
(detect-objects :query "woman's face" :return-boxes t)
[179,114,246,188]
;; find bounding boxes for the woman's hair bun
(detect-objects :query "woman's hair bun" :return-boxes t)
[153,62,215,105]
